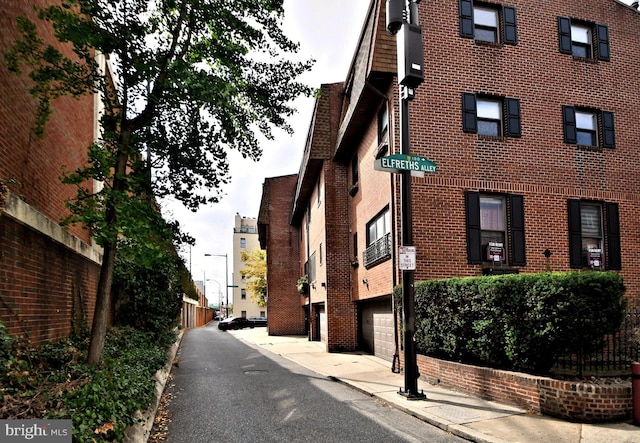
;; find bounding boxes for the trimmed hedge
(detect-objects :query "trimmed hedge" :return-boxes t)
[404,272,626,374]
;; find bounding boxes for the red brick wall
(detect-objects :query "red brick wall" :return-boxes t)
[0,216,99,342]
[324,160,358,352]
[416,353,631,423]
[382,0,640,299]
[0,0,94,243]
[0,0,100,343]
[350,90,397,302]
[262,175,306,336]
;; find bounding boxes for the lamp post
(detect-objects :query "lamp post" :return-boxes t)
[207,279,222,319]
[386,0,426,400]
[205,253,228,318]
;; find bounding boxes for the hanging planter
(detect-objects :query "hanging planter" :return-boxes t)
[297,275,309,294]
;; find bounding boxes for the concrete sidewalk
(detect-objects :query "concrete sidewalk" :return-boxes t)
[230,328,639,443]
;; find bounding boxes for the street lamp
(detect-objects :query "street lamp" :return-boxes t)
[206,279,222,319]
[205,253,228,318]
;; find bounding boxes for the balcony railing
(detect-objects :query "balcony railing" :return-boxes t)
[363,233,391,268]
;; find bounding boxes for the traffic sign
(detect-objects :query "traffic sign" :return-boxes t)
[374,154,436,177]
[398,246,416,271]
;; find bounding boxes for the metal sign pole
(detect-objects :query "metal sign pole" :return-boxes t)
[387,0,426,401]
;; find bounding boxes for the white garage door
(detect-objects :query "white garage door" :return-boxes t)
[361,299,395,362]
[319,305,327,344]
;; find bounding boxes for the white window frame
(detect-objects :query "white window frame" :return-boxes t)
[474,6,499,43]
[571,24,592,58]
[575,111,597,146]
[477,98,502,136]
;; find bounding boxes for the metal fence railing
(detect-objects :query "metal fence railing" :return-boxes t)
[553,309,640,378]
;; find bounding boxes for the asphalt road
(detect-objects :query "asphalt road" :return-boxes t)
[161,323,466,443]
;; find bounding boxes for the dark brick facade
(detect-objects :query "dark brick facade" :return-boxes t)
[0,0,101,342]
[264,0,640,363]
[258,175,306,336]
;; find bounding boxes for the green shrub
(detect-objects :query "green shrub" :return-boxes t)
[412,271,626,373]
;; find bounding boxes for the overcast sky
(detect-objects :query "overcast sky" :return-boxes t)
[162,0,371,302]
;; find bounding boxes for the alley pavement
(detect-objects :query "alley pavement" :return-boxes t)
[229,327,639,443]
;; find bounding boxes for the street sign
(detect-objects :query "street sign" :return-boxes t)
[374,154,436,177]
[398,246,416,271]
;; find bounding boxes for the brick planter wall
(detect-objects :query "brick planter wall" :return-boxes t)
[416,354,632,423]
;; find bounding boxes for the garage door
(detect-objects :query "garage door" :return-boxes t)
[319,305,327,344]
[360,298,395,362]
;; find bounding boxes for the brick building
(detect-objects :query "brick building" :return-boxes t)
[261,0,640,361]
[232,213,265,319]
[258,175,306,335]
[0,0,102,342]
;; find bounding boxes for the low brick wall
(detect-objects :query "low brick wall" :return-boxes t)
[416,354,632,423]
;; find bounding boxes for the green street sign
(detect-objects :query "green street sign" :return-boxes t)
[374,154,436,176]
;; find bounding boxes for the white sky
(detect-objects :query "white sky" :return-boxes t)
[166,0,638,304]
[162,0,371,302]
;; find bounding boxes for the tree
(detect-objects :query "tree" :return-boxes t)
[5,0,313,364]
[240,249,267,307]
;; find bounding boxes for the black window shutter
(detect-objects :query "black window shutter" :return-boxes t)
[502,6,518,45]
[505,98,521,137]
[558,17,572,54]
[567,199,583,268]
[465,191,482,264]
[596,24,610,61]
[459,0,474,39]
[605,202,621,270]
[563,105,577,144]
[509,194,526,266]
[462,93,477,133]
[601,111,615,148]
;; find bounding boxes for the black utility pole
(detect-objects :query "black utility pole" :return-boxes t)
[386,0,426,400]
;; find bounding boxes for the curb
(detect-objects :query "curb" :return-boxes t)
[123,329,184,443]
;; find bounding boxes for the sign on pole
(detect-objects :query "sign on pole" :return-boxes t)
[398,246,416,270]
[374,154,436,177]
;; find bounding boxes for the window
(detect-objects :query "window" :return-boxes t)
[241,310,247,317]
[317,179,321,206]
[466,192,526,266]
[568,200,621,270]
[241,289,247,300]
[378,105,389,148]
[459,1,517,45]
[558,17,609,61]
[462,93,521,137]
[563,106,615,148]
[353,233,358,259]
[309,251,317,282]
[349,152,359,196]
[240,237,246,248]
[319,243,323,265]
[363,208,392,268]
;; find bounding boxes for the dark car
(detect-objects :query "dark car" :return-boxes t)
[247,316,267,328]
[218,317,248,331]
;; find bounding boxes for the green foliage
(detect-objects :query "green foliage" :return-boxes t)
[0,325,176,443]
[413,272,627,374]
[112,214,184,335]
[240,249,267,307]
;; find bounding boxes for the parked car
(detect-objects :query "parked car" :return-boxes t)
[218,317,248,331]
[247,316,267,327]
